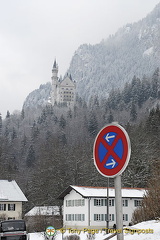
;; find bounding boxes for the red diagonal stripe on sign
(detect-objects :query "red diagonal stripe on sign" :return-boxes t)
[100,135,122,166]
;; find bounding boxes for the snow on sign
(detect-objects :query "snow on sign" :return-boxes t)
[93,123,131,178]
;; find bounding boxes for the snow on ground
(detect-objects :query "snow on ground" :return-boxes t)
[143,46,154,56]
[29,232,45,240]
[28,220,160,240]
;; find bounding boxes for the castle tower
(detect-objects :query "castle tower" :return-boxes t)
[51,60,76,107]
[51,59,59,105]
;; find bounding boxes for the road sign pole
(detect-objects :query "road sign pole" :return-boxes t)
[114,175,124,240]
[93,123,131,240]
[106,177,109,232]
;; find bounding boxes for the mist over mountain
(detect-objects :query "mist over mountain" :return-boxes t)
[67,2,160,102]
[2,3,160,214]
[23,3,160,108]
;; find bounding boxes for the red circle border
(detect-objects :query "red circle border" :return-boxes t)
[93,123,131,178]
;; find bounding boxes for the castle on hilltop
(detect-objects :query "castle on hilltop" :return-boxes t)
[51,60,76,107]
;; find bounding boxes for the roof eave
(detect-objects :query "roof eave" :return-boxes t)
[57,185,86,199]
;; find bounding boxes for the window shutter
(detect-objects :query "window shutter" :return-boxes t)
[101,214,104,221]
[101,199,103,206]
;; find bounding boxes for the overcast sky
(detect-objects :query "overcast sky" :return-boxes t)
[0,0,160,118]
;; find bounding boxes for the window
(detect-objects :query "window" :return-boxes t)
[8,204,15,211]
[75,199,85,206]
[109,214,115,221]
[94,214,101,221]
[0,204,6,211]
[66,214,74,221]
[66,199,85,207]
[94,199,101,206]
[1,220,25,232]
[123,214,128,221]
[94,214,113,221]
[75,214,85,221]
[134,200,141,207]
[94,198,114,206]
[123,199,128,207]
[109,199,114,206]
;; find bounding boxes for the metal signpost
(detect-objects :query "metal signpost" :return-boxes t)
[93,123,131,240]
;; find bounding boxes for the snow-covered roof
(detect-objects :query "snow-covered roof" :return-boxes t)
[0,180,28,202]
[25,206,60,216]
[58,185,146,199]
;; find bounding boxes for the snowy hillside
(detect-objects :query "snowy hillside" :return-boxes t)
[23,2,160,109]
[23,82,51,110]
[29,220,160,240]
[68,2,160,102]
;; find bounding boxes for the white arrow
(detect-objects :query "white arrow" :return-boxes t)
[105,133,115,142]
[106,159,116,168]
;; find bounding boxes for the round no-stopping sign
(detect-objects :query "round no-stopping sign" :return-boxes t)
[93,123,131,178]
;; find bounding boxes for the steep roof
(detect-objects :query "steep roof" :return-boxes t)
[53,59,57,68]
[25,206,60,216]
[0,180,28,202]
[58,185,146,199]
[60,74,76,87]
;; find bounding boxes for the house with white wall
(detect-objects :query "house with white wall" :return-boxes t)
[58,185,145,229]
[0,180,28,220]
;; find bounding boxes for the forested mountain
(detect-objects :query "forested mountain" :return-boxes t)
[23,3,160,109]
[68,2,160,102]
[0,69,160,214]
[23,82,51,111]
[1,2,160,216]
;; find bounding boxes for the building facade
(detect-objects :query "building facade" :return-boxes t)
[0,180,28,220]
[58,185,145,229]
[51,60,76,107]
[25,206,63,232]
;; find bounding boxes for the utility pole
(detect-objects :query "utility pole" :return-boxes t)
[115,175,124,240]
[106,178,109,232]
